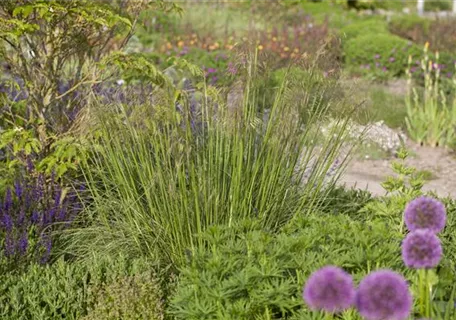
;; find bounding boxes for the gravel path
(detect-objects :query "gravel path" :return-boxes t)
[340,142,456,198]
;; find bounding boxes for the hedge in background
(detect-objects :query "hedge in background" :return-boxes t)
[344,33,421,78]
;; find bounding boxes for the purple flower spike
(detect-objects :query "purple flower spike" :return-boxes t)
[404,196,446,233]
[402,230,442,269]
[4,188,12,213]
[18,233,28,254]
[14,181,23,199]
[303,266,355,313]
[355,270,412,320]
[4,232,15,257]
[1,213,13,231]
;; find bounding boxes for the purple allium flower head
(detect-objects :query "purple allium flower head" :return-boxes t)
[303,266,355,313]
[404,196,446,233]
[389,57,395,62]
[402,230,442,269]
[355,270,412,320]
[374,54,380,59]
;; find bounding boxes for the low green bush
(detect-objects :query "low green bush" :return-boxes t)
[339,19,389,41]
[424,0,452,11]
[84,271,168,320]
[389,14,431,40]
[0,256,166,320]
[169,214,408,319]
[344,33,421,79]
[390,14,456,54]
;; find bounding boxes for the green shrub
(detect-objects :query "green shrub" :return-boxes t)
[84,271,166,320]
[339,19,388,41]
[424,0,452,11]
[169,214,407,319]
[344,33,421,78]
[389,14,431,38]
[0,256,166,320]
[390,15,456,54]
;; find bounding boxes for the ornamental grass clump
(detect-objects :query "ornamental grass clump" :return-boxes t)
[303,266,355,314]
[69,58,352,268]
[355,270,412,320]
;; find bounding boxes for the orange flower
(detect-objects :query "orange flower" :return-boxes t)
[177,41,184,47]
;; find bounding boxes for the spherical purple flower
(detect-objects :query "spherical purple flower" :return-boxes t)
[402,230,442,269]
[404,196,446,233]
[355,270,412,320]
[303,266,355,313]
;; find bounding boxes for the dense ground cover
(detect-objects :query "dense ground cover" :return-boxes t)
[1,0,456,319]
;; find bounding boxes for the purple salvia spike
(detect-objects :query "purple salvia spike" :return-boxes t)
[1,213,13,231]
[4,188,12,213]
[14,181,23,199]
[30,210,40,224]
[18,233,28,255]
[39,236,52,264]
[54,187,62,207]
[26,158,34,172]
[4,232,15,257]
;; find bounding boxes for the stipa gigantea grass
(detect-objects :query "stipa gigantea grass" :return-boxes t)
[66,60,353,268]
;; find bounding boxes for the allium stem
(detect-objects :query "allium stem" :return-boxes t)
[418,269,431,318]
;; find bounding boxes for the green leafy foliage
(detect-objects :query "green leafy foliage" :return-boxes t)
[0,256,167,320]
[83,270,169,320]
[339,19,388,41]
[344,33,421,79]
[170,214,406,319]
